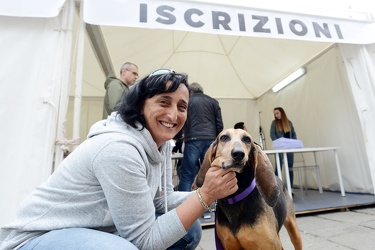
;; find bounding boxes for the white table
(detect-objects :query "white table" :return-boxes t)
[263,147,345,199]
[171,152,184,161]
[171,153,183,187]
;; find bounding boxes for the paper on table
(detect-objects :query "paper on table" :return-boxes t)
[272,137,304,149]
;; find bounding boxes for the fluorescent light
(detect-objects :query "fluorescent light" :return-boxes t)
[272,67,306,92]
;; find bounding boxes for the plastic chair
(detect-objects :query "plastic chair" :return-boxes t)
[290,152,323,198]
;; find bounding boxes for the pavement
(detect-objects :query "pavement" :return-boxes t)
[196,205,375,250]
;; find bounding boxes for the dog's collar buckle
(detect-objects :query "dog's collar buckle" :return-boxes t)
[221,179,256,204]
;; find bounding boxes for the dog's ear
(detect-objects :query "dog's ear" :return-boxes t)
[253,144,280,207]
[194,139,218,188]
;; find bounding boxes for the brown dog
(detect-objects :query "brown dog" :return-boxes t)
[195,128,302,250]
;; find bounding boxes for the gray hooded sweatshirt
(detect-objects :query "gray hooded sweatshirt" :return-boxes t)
[0,113,192,250]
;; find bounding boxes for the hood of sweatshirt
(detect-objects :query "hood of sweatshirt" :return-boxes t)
[87,112,167,165]
[104,75,124,90]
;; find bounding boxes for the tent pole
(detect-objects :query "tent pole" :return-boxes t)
[53,0,75,171]
[72,0,86,151]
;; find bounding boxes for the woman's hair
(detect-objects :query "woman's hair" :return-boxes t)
[274,107,291,132]
[117,71,189,129]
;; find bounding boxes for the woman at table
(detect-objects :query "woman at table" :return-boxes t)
[0,69,238,250]
[270,107,297,189]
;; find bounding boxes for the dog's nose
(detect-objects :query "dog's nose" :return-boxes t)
[231,148,245,161]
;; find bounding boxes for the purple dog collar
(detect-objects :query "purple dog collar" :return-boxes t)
[221,179,256,204]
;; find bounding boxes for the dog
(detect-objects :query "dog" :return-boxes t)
[195,128,302,250]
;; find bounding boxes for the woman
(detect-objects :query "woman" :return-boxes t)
[270,107,297,188]
[0,70,238,250]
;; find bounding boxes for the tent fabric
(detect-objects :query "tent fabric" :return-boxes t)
[339,43,375,194]
[0,2,74,226]
[0,0,66,17]
[0,15,60,225]
[79,25,335,99]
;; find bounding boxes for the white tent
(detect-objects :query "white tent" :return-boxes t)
[1,0,375,226]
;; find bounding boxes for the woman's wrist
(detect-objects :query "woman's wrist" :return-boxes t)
[196,188,213,212]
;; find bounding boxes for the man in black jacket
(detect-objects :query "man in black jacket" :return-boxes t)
[178,82,223,191]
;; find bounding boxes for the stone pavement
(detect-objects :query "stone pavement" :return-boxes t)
[196,205,375,250]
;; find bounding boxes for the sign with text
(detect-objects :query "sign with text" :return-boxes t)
[84,0,375,44]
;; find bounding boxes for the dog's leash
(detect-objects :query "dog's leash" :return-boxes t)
[215,179,257,250]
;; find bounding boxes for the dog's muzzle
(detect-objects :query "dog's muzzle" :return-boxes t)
[232,147,245,161]
[221,162,245,172]
[221,147,246,172]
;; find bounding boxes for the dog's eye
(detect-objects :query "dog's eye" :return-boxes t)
[243,136,252,143]
[219,134,230,142]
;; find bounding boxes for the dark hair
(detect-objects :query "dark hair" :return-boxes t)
[117,72,189,129]
[234,122,245,130]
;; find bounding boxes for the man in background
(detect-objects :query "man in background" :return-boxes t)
[178,82,223,191]
[102,62,139,119]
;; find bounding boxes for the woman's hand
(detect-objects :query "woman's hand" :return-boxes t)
[199,167,238,205]
[176,166,238,230]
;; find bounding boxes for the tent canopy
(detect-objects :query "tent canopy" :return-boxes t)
[78,0,375,99]
[6,0,371,99]
[83,26,336,99]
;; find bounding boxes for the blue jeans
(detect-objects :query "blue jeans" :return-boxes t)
[275,153,294,187]
[20,220,202,250]
[178,140,213,191]
[168,219,202,250]
[20,228,137,250]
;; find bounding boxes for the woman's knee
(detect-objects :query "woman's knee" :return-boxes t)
[167,219,202,250]
[184,220,202,249]
[20,228,138,250]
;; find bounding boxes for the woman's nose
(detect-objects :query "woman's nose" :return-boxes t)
[167,106,178,121]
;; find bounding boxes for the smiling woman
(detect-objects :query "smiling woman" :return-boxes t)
[118,71,189,148]
[0,69,239,250]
